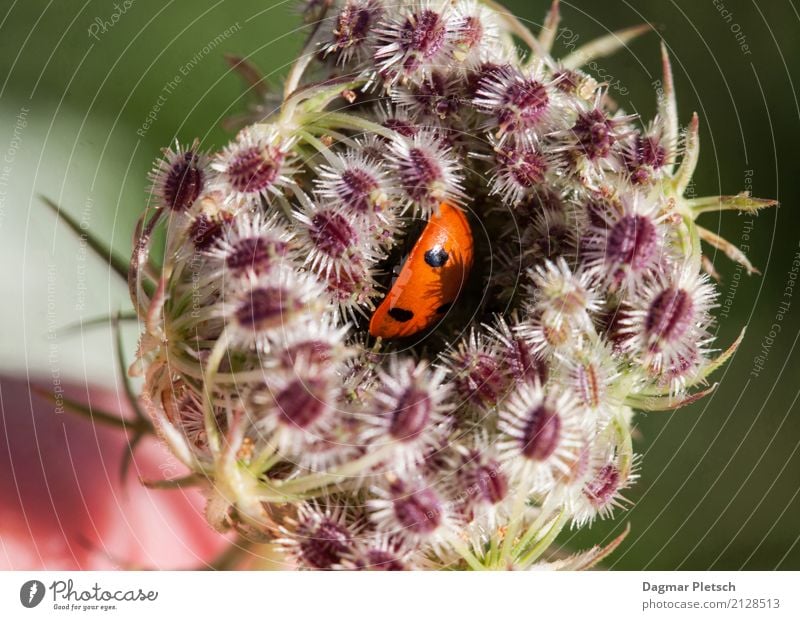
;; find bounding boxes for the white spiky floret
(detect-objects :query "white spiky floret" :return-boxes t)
[275,501,361,570]
[221,265,326,351]
[313,147,400,229]
[319,0,386,68]
[292,193,383,278]
[373,0,458,85]
[210,124,298,207]
[386,128,466,216]
[247,357,342,459]
[496,381,584,494]
[449,0,504,71]
[358,357,452,471]
[473,61,569,145]
[619,262,717,375]
[528,257,602,328]
[204,210,295,287]
[368,474,460,549]
[581,189,671,294]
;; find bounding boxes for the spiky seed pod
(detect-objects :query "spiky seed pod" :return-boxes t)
[561,429,640,527]
[623,128,670,185]
[387,129,465,215]
[441,328,511,411]
[293,198,381,278]
[369,476,455,546]
[277,503,358,570]
[619,265,717,374]
[581,191,669,293]
[528,258,601,329]
[248,360,340,456]
[321,0,385,67]
[473,64,563,143]
[450,0,502,71]
[313,149,399,227]
[374,1,455,85]
[497,381,582,492]
[487,138,551,205]
[212,126,296,206]
[206,211,293,285]
[488,315,549,386]
[392,70,464,122]
[361,358,452,470]
[148,141,208,212]
[222,267,325,350]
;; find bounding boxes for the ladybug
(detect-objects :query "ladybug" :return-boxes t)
[369,202,474,339]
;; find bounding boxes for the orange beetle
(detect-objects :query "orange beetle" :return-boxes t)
[369,203,474,339]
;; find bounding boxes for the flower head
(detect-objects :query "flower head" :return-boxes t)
[212,126,296,206]
[148,140,208,212]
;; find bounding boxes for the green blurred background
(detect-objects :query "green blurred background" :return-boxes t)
[0,0,797,569]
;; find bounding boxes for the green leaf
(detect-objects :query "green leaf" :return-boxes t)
[32,386,150,434]
[561,24,652,71]
[687,192,779,216]
[697,224,760,274]
[114,315,150,426]
[627,383,718,412]
[673,113,700,195]
[140,473,205,490]
[40,196,128,282]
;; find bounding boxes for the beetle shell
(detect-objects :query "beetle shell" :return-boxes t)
[369,203,474,339]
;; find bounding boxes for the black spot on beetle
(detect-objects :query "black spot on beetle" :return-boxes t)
[388,307,414,322]
[436,302,452,314]
[424,247,449,268]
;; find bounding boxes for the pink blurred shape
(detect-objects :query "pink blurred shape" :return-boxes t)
[0,376,229,569]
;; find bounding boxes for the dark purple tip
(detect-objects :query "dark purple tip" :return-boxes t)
[275,377,329,429]
[399,147,443,202]
[584,464,620,508]
[520,404,561,461]
[573,109,616,160]
[362,549,406,571]
[391,483,442,534]
[225,236,287,275]
[468,461,508,505]
[339,168,379,213]
[190,212,232,251]
[297,518,352,569]
[400,9,447,65]
[505,336,548,385]
[496,144,548,188]
[607,214,658,271]
[234,286,302,331]
[455,352,509,406]
[499,77,549,131]
[227,144,284,194]
[333,1,375,50]
[644,287,694,343]
[309,211,356,258]
[388,388,432,441]
[162,150,205,211]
